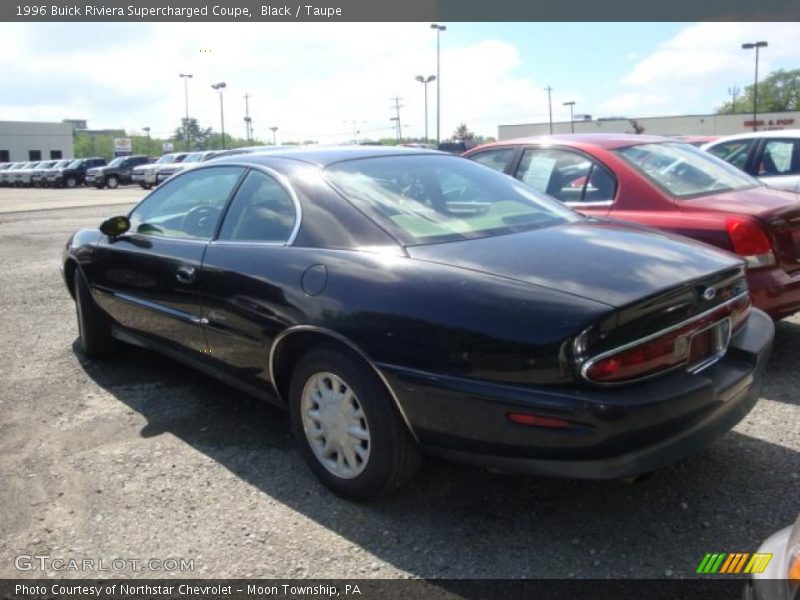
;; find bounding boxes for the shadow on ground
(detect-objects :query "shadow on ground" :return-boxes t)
[73,333,799,579]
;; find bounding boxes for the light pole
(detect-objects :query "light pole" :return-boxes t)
[563,101,576,134]
[415,75,436,143]
[544,86,554,134]
[269,126,278,145]
[143,126,151,156]
[179,73,193,150]
[211,82,227,149]
[430,24,446,144]
[742,41,767,132]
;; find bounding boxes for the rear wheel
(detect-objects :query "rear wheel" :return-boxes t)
[106,175,119,189]
[74,268,117,358]
[289,346,421,501]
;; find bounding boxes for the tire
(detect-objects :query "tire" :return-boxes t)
[106,175,119,189]
[65,176,77,188]
[74,268,117,358]
[289,345,421,501]
[140,183,152,190]
[95,184,105,189]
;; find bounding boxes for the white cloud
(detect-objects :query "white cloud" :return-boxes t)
[0,23,550,143]
[604,22,800,116]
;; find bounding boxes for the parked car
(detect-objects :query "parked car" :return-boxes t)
[5,161,40,187]
[33,159,72,187]
[86,155,150,189]
[50,157,107,188]
[464,134,800,319]
[0,162,22,185]
[703,130,800,194]
[62,146,772,500]
[154,151,217,184]
[30,160,67,187]
[745,512,800,600]
[133,153,188,189]
[0,161,38,186]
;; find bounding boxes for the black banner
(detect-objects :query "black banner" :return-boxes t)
[0,579,754,600]
[2,0,800,22]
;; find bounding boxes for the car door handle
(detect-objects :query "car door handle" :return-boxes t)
[175,265,196,284]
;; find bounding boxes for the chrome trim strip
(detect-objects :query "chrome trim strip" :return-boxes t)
[580,290,749,385]
[565,200,614,208]
[110,291,207,325]
[268,325,419,442]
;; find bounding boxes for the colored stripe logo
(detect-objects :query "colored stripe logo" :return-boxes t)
[696,553,772,574]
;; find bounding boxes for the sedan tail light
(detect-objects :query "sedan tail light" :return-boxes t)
[725,217,776,269]
[582,293,750,385]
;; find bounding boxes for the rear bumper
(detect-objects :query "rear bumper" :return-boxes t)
[748,266,800,319]
[379,308,774,479]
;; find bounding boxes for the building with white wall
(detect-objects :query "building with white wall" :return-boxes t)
[0,121,75,162]
[498,110,800,141]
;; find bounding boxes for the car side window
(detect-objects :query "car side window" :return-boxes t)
[515,148,615,204]
[218,169,297,243]
[706,139,753,170]
[129,166,243,241]
[469,148,515,173]
[759,139,800,175]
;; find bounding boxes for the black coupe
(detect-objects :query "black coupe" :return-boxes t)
[62,147,774,500]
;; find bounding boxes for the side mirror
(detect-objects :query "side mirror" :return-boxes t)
[100,215,130,237]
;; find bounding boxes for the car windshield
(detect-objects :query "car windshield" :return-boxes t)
[325,154,581,245]
[107,157,125,167]
[53,160,71,168]
[183,152,205,162]
[614,142,759,198]
[66,159,83,169]
[156,154,177,164]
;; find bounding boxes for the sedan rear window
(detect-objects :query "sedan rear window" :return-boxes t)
[325,154,580,245]
[615,142,759,198]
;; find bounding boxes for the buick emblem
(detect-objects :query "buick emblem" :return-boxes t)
[702,287,717,301]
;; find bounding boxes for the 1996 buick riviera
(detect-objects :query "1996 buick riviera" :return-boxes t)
[62,147,774,500]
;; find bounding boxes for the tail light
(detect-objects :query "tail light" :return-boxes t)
[581,293,750,384]
[725,217,776,268]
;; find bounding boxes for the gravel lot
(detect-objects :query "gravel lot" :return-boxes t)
[0,187,798,580]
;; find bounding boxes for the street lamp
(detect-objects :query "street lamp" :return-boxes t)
[415,75,436,144]
[143,126,151,156]
[269,126,278,145]
[742,41,768,132]
[430,24,446,145]
[179,73,193,149]
[563,101,576,134]
[211,82,227,149]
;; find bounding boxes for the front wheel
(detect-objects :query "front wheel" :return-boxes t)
[289,346,421,501]
[106,175,119,189]
[65,176,77,188]
[74,268,117,358]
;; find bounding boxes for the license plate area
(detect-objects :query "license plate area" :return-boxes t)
[687,318,732,373]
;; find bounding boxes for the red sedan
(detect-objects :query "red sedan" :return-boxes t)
[464,134,800,319]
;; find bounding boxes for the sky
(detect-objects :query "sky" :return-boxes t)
[1,22,799,144]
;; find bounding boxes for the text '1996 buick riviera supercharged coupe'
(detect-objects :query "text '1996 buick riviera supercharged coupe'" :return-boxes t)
[62,147,774,500]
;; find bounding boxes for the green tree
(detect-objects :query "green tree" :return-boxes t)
[717,68,800,114]
[174,118,213,151]
[452,123,475,141]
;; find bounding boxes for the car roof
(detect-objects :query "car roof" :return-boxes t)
[704,128,800,143]
[210,144,445,167]
[471,133,675,152]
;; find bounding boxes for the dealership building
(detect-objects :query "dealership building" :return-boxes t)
[0,120,75,162]
[498,110,800,140]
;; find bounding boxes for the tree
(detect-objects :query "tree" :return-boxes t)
[717,68,800,114]
[452,123,475,141]
[173,118,213,151]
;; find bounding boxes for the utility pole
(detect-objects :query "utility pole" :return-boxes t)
[179,73,193,150]
[742,41,768,131]
[390,97,403,143]
[544,86,554,135]
[728,85,740,114]
[243,93,252,143]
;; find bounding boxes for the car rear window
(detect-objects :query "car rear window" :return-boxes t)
[614,142,759,198]
[324,154,580,245]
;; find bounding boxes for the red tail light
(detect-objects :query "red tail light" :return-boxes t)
[507,413,570,429]
[725,217,776,268]
[582,294,751,384]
